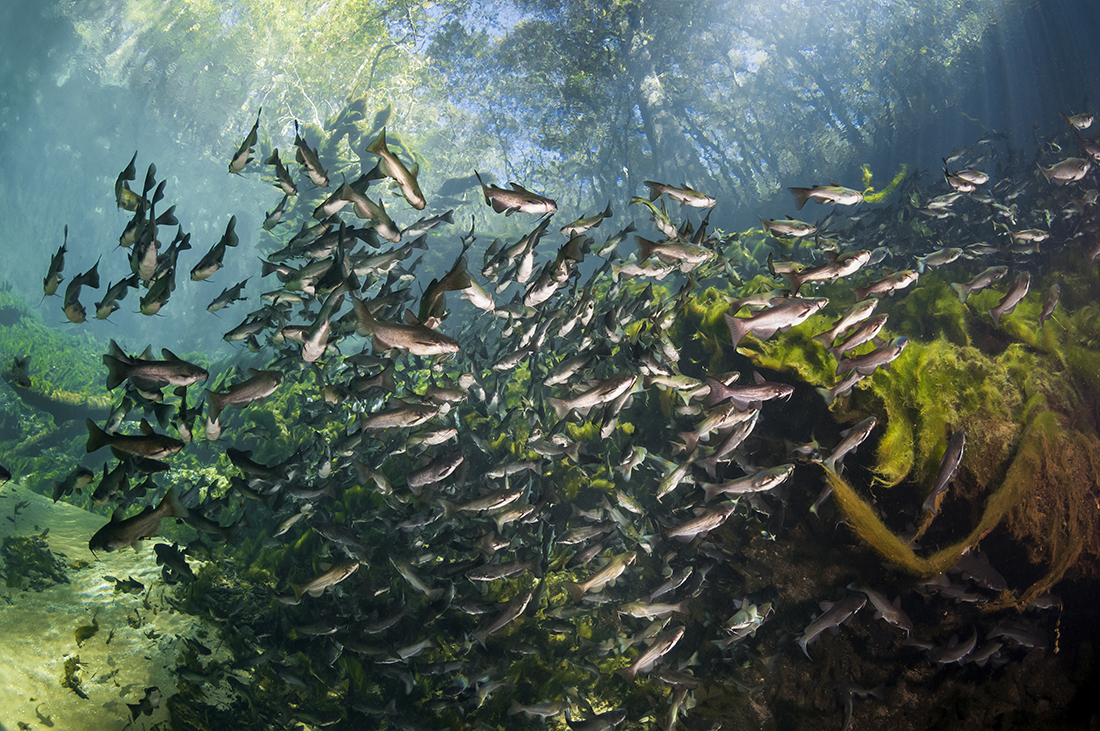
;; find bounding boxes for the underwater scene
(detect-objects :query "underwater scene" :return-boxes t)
[2,0,1100,729]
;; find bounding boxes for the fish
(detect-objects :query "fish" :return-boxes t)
[1038,157,1090,185]
[927,628,978,665]
[848,583,912,635]
[818,416,877,476]
[361,398,440,430]
[228,107,261,175]
[291,560,359,602]
[407,452,465,493]
[339,181,402,242]
[988,271,1030,327]
[619,625,685,679]
[915,247,963,274]
[702,463,795,502]
[665,501,738,541]
[91,461,129,505]
[472,589,533,646]
[836,336,908,376]
[561,202,613,237]
[52,466,95,502]
[88,487,188,554]
[206,369,284,419]
[365,128,426,210]
[104,575,145,594]
[950,265,1008,303]
[352,296,459,356]
[191,215,239,281]
[103,339,208,390]
[1039,283,1061,327]
[788,183,864,209]
[565,551,637,600]
[43,225,67,296]
[95,274,139,320]
[294,120,330,187]
[724,296,828,348]
[783,250,871,294]
[760,216,816,238]
[797,593,866,658]
[635,237,714,271]
[114,151,143,210]
[264,149,298,196]
[263,193,291,230]
[547,374,638,420]
[853,270,919,300]
[126,687,163,721]
[923,429,965,514]
[813,299,878,346]
[62,260,100,324]
[475,171,557,216]
[1062,112,1095,129]
[440,487,524,518]
[644,180,716,208]
[207,278,249,313]
[154,542,196,581]
[86,418,185,458]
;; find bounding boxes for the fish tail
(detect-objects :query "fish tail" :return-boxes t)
[852,284,871,301]
[564,581,586,602]
[474,171,490,205]
[816,386,837,408]
[102,355,130,390]
[85,419,109,453]
[352,297,378,337]
[988,308,1002,327]
[788,187,812,210]
[723,312,748,349]
[781,271,802,295]
[440,499,458,519]
[159,487,190,520]
[644,181,662,202]
[206,389,225,420]
[547,397,571,421]
[366,127,387,155]
[950,282,969,303]
[635,237,656,262]
[678,432,699,454]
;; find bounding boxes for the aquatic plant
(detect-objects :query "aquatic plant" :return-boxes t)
[1,532,71,590]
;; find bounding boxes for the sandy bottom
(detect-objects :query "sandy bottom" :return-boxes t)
[0,481,211,731]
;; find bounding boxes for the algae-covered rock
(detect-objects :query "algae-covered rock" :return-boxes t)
[2,532,71,590]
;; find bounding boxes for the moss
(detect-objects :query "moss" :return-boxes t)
[884,276,970,347]
[861,163,907,203]
[824,407,1100,605]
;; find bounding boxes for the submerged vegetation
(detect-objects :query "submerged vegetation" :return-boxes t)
[1,1,1099,730]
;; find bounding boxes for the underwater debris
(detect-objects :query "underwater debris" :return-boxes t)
[61,655,88,700]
